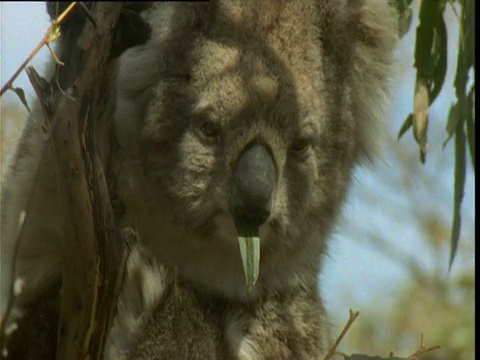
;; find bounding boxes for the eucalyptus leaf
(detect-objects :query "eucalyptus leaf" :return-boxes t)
[443,103,460,148]
[429,15,447,104]
[12,87,31,112]
[397,114,413,140]
[449,121,466,269]
[413,81,430,163]
[464,0,474,69]
[414,0,447,105]
[238,236,260,294]
[465,86,475,171]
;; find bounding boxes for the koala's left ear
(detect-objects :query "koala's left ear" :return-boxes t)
[345,0,399,99]
[320,0,399,160]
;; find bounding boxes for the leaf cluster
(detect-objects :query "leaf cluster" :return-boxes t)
[393,0,474,268]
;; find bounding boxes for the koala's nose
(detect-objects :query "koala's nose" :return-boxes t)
[231,144,275,236]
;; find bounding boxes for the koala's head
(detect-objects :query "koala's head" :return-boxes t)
[116,1,397,298]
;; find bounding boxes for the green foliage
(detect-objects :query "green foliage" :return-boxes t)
[394,0,474,268]
[443,0,475,268]
[335,2,475,358]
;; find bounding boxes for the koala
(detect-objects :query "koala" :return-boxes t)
[1,1,397,359]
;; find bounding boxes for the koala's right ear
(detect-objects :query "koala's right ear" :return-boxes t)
[46,2,152,59]
[318,0,398,160]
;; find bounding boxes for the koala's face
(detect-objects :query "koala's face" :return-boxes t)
[118,2,395,298]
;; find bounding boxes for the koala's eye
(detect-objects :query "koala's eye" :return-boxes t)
[290,137,311,154]
[200,120,219,139]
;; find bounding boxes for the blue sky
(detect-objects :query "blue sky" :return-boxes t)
[1,1,474,335]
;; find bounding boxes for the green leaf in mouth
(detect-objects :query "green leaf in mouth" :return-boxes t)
[238,236,260,294]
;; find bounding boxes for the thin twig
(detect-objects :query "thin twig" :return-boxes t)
[323,309,360,360]
[0,2,78,353]
[407,333,441,359]
[0,2,77,97]
[53,2,77,24]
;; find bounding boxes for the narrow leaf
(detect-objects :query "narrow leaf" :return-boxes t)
[463,0,475,71]
[465,87,475,171]
[449,120,467,269]
[429,15,448,104]
[238,236,260,294]
[397,114,413,140]
[442,103,459,148]
[414,0,447,100]
[12,87,31,112]
[413,81,430,163]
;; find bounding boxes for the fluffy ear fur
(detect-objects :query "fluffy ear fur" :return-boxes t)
[1,1,397,359]
[319,0,398,161]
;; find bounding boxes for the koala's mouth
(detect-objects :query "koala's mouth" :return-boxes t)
[210,211,262,294]
[230,143,275,295]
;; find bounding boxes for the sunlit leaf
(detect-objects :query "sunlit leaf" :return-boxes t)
[414,0,446,94]
[238,236,260,294]
[413,80,430,163]
[412,0,448,108]
[405,0,448,164]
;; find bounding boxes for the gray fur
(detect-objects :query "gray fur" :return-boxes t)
[1,1,397,358]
